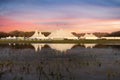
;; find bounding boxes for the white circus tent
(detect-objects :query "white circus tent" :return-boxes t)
[29,30,48,40]
[48,29,78,40]
[81,33,98,40]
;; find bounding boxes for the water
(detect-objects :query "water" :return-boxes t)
[0,43,120,80]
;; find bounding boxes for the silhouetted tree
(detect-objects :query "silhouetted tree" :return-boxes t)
[0,32,9,38]
[41,32,51,37]
[106,31,120,37]
[24,32,34,37]
[9,30,24,37]
[93,32,109,37]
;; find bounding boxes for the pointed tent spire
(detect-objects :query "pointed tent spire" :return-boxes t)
[29,30,47,39]
[33,30,39,37]
[82,33,98,39]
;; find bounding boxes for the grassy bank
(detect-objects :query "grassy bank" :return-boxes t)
[0,39,120,44]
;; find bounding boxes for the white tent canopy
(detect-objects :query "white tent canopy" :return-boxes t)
[6,36,16,40]
[29,30,47,40]
[48,29,78,40]
[81,33,98,40]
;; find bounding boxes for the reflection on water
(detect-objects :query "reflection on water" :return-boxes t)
[81,43,97,48]
[0,43,120,80]
[31,43,76,52]
[1,43,120,52]
[31,43,45,52]
[47,44,75,52]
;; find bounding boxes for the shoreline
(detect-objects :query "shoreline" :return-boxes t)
[0,39,120,44]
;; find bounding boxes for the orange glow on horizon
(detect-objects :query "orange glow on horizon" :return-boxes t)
[0,16,120,33]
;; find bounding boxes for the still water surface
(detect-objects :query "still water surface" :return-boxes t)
[0,43,120,80]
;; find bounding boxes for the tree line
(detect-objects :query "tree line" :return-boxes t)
[0,30,120,38]
[0,30,51,38]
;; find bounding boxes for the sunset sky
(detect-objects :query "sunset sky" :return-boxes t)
[0,0,120,33]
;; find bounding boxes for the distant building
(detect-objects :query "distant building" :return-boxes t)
[16,37,24,40]
[81,33,98,40]
[6,36,16,40]
[29,30,48,40]
[1,36,24,40]
[101,37,120,40]
[48,29,78,40]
